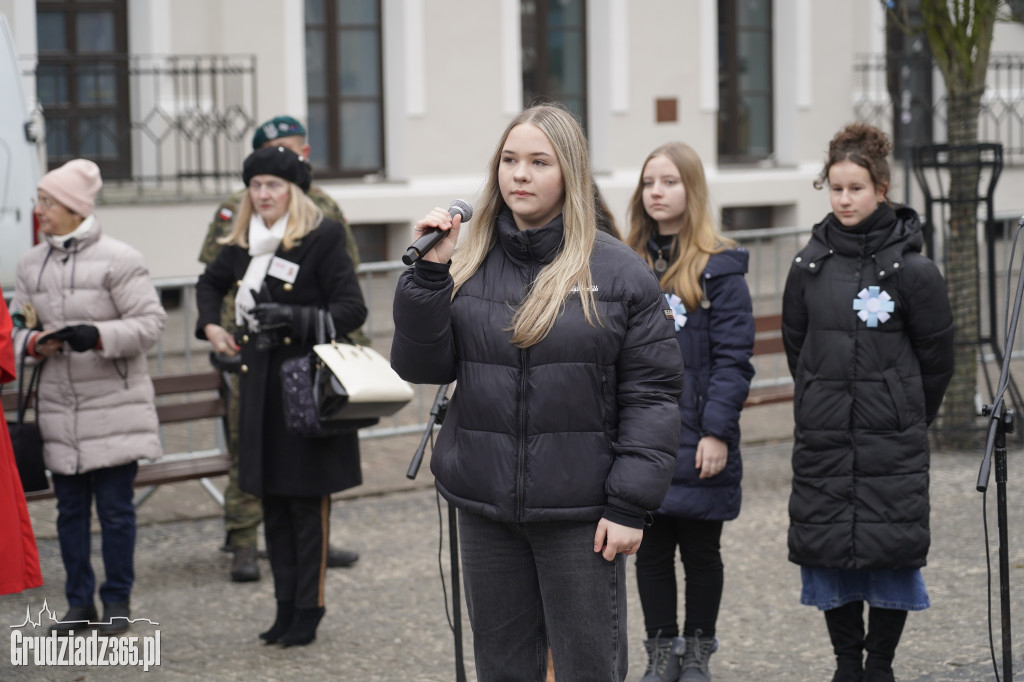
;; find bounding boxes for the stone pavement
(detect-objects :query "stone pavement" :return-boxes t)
[2,404,1023,681]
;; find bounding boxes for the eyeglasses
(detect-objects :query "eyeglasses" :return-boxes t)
[31,196,59,209]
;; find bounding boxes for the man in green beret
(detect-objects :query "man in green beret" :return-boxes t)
[199,115,365,582]
[199,116,362,270]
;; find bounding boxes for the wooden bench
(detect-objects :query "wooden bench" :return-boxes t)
[744,312,794,408]
[2,369,231,504]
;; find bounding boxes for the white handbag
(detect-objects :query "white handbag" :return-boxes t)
[312,341,414,420]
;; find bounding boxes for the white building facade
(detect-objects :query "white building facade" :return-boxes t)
[2,0,1022,281]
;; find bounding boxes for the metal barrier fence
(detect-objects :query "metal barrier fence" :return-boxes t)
[13,218,1024,460]
[150,229,815,450]
[6,218,1015,462]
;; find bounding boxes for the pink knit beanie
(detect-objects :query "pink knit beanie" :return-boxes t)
[37,159,103,217]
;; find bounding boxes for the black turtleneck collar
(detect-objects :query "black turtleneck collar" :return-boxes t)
[795,202,924,280]
[651,233,675,248]
[496,209,565,266]
[824,203,896,257]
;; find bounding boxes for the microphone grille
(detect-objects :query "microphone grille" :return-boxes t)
[449,199,474,222]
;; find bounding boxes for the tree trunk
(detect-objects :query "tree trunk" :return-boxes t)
[935,88,984,449]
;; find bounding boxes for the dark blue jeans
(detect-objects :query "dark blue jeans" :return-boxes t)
[458,510,628,682]
[51,462,138,606]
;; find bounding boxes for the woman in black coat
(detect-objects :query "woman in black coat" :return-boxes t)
[781,124,954,682]
[196,146,367,647]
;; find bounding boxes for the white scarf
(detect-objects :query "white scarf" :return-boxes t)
[236,212,288,329]
[47,215,96,247]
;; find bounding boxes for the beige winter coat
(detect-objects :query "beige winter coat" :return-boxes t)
[10,221,166,475]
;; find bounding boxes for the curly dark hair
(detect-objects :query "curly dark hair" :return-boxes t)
[814,122,893,192]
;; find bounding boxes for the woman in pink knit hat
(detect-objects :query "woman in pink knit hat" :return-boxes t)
[9,159,167,636]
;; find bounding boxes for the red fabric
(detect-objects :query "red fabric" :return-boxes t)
[0,287,43,595]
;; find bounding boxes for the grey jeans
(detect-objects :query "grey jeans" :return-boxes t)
[458,509,629,682]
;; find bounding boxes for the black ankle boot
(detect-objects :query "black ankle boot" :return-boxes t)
[864,607,907,682]
[259,601,295,644]
[49,604,98,635]
[97,602,131,636]
[824,601,865,682]
[278,606,325,647]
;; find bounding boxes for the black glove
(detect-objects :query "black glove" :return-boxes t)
[56,324,100,352]
[251,303,293,332]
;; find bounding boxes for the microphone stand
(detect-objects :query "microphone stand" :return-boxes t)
[976,216,1024,681]
[978,402,1013,682]
[407,383,449,480]
[407,384,466,682]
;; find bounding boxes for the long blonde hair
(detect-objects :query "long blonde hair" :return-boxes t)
[220,183,324,251]
[451,105,599,349]
[626,141,734,310]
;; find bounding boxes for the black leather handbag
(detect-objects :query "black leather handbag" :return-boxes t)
[7,349,48,493]
[280,310,379,437]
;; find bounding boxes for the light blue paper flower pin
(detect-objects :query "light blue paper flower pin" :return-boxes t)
[853,286,894,327]
[665,293,687,331]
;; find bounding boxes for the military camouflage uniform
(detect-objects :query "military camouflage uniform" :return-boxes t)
[199,184,366,549]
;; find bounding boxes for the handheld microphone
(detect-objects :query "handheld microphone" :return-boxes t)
[402,199,474,265]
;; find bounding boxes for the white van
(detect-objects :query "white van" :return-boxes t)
[0,12,39,292]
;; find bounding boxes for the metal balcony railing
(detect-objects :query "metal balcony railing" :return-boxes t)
[26,54,257,201]
[853,52,1024,166]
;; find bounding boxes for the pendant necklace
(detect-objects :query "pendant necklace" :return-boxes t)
[654,252,668,274]
[649,235,674,275]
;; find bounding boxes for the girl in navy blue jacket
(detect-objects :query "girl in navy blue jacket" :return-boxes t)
[627,142,755,682]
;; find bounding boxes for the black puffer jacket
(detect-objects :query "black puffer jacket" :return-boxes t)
[781,204,954,570]
[391,212,683,527]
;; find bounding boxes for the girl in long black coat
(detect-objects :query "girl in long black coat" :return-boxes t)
[196,147,367,647]
[781,124,954,682]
